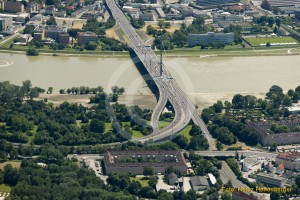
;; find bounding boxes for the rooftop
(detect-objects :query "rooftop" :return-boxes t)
[277,151,300,161]
[190,176,209,186]
[77,31,97,37]
[257,172,287,181]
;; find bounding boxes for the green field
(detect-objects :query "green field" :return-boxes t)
[0,184,11,193]
[180,125,192,142]
[244,36,298,47]
[130,177,149,187]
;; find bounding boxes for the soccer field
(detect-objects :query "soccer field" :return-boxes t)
[244,36,298,46]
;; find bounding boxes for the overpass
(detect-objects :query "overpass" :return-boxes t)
[106,0,216,150]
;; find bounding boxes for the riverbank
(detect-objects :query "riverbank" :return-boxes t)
[37,92,265,110]
[1,44,300,58]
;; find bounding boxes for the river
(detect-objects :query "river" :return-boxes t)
[0,53,299,109]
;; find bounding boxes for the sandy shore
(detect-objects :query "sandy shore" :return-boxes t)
[37,92,265,111]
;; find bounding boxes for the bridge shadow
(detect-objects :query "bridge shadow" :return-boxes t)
[129,49,174,112]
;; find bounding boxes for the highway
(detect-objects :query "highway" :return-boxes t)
[105,0,216,150]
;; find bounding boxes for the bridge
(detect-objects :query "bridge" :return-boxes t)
[106,0,216,150]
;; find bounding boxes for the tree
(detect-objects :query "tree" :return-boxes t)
[158,20,164,29]
[143,167,154,177]
[221,192,231,200]
[273,26,278,33]
[147,25,157,36]
[59,89,65,94]
[26,47,39,56]
[275,18,281,27]
[270,143,277,151]
[128,181,142,195]
[3,164,19,186]
[85,42,98,50]
[46,16,57,25]
[266,42,271,47]
[270,192,280,200]
[261,0,272,11]
[47,87,53,94]
[89,119,105,133]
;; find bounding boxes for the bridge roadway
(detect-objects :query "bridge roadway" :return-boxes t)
[106,0,216,149]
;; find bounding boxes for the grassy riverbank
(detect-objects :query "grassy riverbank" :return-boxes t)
[1,34,300,57]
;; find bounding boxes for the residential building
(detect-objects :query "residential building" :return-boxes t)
[26,2,38,13]
[276,163,285,174]
[276,151,300,171]
[248,120,300,145]
[34,32,44,41]
[4,1,24,13]
[232,189,258,200]
[58,33,70,44]
[45,5,55,15]
[140,12,154,21]
[189,176,210,191]
[166,13,183,20]
[54,11,66,17]
[77,31,98,45]
[0,16,12,32]
[103,150,187,175]
[256,173,287,187]
[188,32,234,46]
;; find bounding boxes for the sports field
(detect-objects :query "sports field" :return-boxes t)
[244,36,298,46]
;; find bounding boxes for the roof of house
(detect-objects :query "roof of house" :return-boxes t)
[277,151,300,161]
[168,173,178,183]
[277,163,285,171]
[190,176,209,187]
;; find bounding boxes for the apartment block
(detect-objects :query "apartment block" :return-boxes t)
[276,151,300,171]
[4,1,24,13]
[77,31,98,45]
[104,150,187,175]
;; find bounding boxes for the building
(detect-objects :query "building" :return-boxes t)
[34,25,67,41]
[77,31,98,45]
[156,7,166,18]
[207,173,216,185]
[26,2,38,13]
[295,9,300,19]
[213,12,244,23]
[267,0,300,7]
[276,151,300,171]
[166,13,183,20]
[0,16,12,32]
[189,176,210,191]
[168,173,178,185]
[58,32,70,44]
[188,32,234,46]
[103,150,187,175]
[256,173,287,187]
[287,106,300,114]
[242,157,261,172]
[195,0,240,8]
[16,13,30,23]
[232,189,258,200]
[140,12,154,21]
[276,163,285,174]
[248,120,300,146]
[4,1,24,13]
[16,34,31,44]
[45,5,55,15]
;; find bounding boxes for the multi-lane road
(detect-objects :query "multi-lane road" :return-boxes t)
[105,0,216,149]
